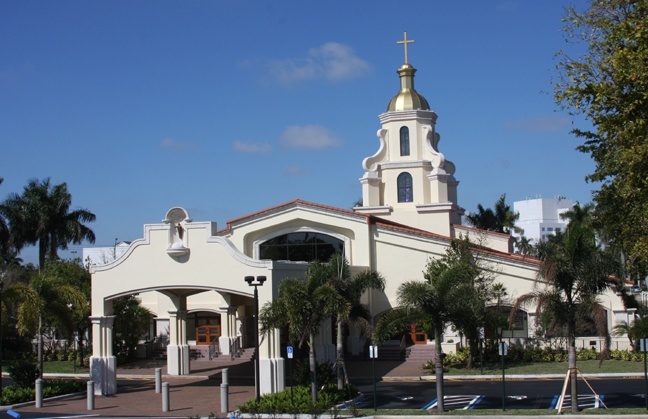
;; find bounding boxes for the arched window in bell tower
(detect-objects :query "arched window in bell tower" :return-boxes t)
[400,126,410,156]
[397,172,413,203]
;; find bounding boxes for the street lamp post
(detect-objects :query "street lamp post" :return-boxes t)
[498,326,507,411]
[245,275,266,402]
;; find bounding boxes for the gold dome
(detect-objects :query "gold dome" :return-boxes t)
[387,63,430,112]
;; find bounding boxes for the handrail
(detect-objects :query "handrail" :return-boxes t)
[208,337,219,360]
[230,335,242,361]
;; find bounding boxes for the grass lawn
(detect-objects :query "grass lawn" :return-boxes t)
[445,359,646,375]
[42,361,90,374]
[2,360,90,374]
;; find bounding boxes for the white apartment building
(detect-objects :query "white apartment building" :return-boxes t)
[513,197,574,245]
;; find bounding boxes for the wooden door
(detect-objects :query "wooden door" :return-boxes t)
[196,325,221,345]
[410,324,428,344]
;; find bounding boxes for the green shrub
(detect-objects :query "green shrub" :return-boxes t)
[8,354,39,388]
[42,379,85,398]
[238,384,351,414]
[2,385,35,405]
[577,348,598,361]
[1,379,85,406]
[442,347,469,367]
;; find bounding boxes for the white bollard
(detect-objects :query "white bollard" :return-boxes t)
[87,381,95,410]
[35,378,43,408]
[221,368,229,413]
[162,382,170,412]
[155,368,162,393]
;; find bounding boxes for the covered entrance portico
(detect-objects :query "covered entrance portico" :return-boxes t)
[89,208,286,396]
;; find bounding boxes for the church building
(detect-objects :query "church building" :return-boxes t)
[89,34,631,396]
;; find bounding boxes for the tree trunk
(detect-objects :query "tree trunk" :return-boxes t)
[434,323,445,412]
[336,319,344,390]
[77,325,85,367]
[568,321,578,412]
[38,240,47,270]
[309,334,318,402]
[466,336,477,370]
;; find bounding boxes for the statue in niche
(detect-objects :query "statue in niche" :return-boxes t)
[164,207,191,257]
[176,223,184,240]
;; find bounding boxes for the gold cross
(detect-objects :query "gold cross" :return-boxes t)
[397,31,414,64]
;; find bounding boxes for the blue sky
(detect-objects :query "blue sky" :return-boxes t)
[1,1,594,264]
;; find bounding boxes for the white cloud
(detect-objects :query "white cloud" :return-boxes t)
[280,125,343,150]
[160,137,190,150]
[232,140,272,153]
[504,115,571,132]
[284,166,310,177]
[268,42,370,83]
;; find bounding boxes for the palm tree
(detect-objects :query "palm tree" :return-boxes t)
[511,203,614,413]
[316,254,385,390]
[113,295,154,362]
[14,262,86,378]
[612,316,648,353]
[260,267,348,402]
[560,202,593,226]
[1,178,96,268]
[43,259,91,366]
[465,203,498,231]
[516,236,534,256]
[373,239,480,413]
[467,194,521,234]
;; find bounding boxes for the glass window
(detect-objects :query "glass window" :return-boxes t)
[397,172,413,203]
[259,232,344,262]
[400,126,410,156]
[547,227,554,232]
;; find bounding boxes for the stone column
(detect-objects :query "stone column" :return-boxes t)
[251,285,285,396]
[89,316,117,395]
[167,309,190,375]
[259,325,285,395]
[219,306,234,356]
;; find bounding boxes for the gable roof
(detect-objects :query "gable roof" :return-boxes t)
[218,198,539,266]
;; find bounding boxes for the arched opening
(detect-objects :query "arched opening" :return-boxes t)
[259,232,344,262]
[397,172,413,203]
[400,126,410,156]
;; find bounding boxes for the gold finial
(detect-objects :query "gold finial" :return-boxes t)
[397,31,414,64]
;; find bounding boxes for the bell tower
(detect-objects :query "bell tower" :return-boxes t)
[356,32,463,236]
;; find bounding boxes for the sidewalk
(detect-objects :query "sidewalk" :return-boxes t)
[3,358,256,418]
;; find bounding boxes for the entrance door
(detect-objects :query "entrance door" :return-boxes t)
[196,325,221,345]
